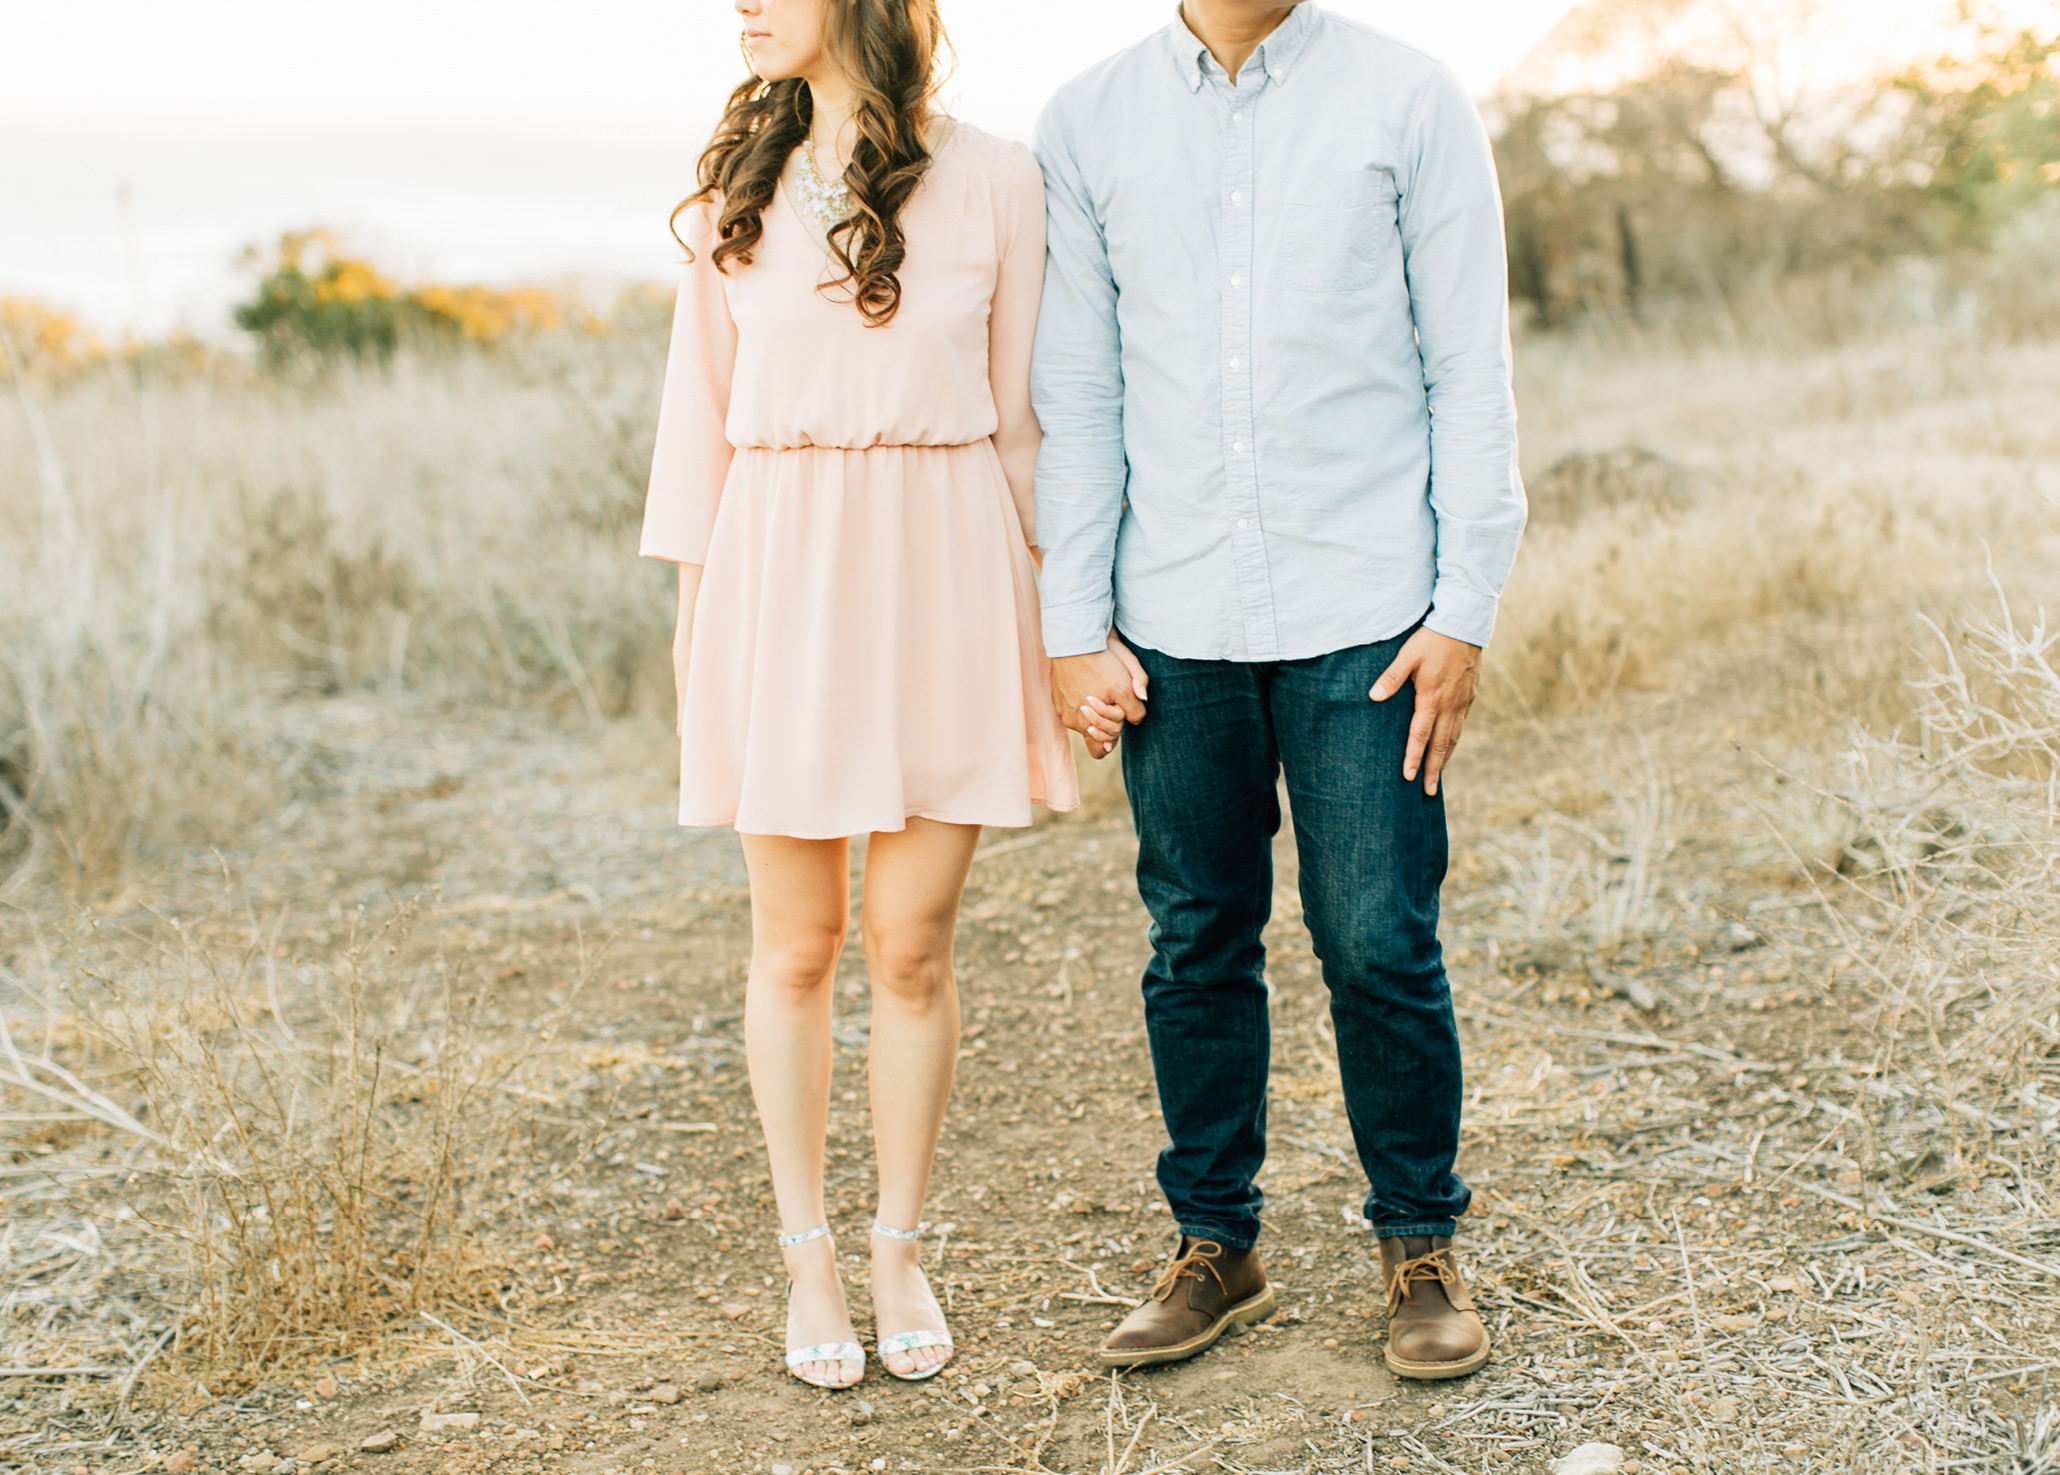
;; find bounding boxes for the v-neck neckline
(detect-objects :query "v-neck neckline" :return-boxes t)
[776,117,959,260]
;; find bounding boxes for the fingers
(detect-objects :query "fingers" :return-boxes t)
[1369,648,1418,703]
[1109,636,1151,705]
[1421,707,1465,796]
[1080,697,1124,760]
[1403,701,1436,785]
[1079,698,1124,744]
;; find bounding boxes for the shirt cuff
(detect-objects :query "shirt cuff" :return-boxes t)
[1041,598,1116,660]
[1425,583,1498,649]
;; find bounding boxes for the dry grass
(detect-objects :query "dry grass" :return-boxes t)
[0,324,670,892]
[1497,324,2060,720]
[5,302,2057,889]
[1,885,579,1392]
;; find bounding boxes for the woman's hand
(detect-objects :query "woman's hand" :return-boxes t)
[674,564,705,739]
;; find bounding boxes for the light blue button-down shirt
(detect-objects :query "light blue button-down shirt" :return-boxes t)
[1031,4,1526,662]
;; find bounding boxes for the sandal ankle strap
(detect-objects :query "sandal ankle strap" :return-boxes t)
[871,1221,922,1242]
[778,1225,834,1248]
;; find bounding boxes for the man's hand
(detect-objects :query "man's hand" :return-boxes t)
[1052,633,1149,760]
[1370,629,1481,797]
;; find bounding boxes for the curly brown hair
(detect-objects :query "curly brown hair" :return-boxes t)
[673,0,951,328]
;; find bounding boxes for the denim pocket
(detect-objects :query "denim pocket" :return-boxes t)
[1280,169,1395,293]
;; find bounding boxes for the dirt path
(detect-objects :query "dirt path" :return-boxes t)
[3,696,2055,1475]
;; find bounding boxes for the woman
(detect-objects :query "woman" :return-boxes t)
[640,0,1094,1389]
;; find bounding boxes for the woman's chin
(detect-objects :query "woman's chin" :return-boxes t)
[747,47,799,81]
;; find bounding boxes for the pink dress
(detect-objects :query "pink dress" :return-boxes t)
[639,123,1080,838]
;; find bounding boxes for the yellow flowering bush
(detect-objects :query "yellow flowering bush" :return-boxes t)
[0,297,105,379]
[235,230,573,366]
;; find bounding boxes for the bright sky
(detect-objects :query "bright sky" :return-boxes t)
[4,2,1585,332]
[8,1,1580,119]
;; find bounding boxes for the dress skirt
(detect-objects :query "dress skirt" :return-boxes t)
[677,439,1081,837]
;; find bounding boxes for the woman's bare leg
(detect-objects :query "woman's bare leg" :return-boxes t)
[861,816,982,1376]
[741,832,862,1388]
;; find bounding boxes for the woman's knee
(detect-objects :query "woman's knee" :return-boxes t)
[753,918,848,993]
[863,924,954,1004]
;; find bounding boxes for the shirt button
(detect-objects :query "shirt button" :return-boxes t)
[1231,190,1244,204]
[1232,440,1245,452]
[1230,274,1242,288]
[1237,518,1251,529]
[1232,112,1244,123]
[1228,356,1241,369]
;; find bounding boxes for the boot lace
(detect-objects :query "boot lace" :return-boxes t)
[1149,1241,1226,1304]
[1386,1246,1461,1316]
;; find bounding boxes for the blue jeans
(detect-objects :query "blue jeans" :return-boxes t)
[1119,630,1470,1248]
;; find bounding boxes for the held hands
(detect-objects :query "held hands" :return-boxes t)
[1051,633,1149,760]
[1370,628,1482,797]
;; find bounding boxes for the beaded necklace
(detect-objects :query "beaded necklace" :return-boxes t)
[794,142,853,232]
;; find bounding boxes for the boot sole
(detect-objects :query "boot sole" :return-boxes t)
[1383,1339,1491,1381]
[1097,1285,1279,1369]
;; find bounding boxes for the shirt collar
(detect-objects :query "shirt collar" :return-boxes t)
[1169,3,1320,93]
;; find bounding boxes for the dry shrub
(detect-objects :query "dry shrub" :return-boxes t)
[1,894,568,1388]
[1810,581,2060,1177]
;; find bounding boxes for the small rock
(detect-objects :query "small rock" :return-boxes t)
[1711,1313,1759,1333]
[419,1413,480,1433]
[1711,1395,1741,1423]
[271,1460,298,1475]
[533,1232,555,1251]
[1007,1360,1038,1378]
[719,1302,752,1320]
[167,1455,199,1474]
[772,1465,795,1475]
[649,1384,680,1405]
[577,1379,606,1396]
[313,1376,339,1400]
[359,1432,399,1454]
[695,1371,723,1393]
[663,1200,687,1220]
[299,1447,342,1466]
[1550,1444,1625,1475]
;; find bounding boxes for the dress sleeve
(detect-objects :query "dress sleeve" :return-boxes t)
[638,201,738,566]
[986,140,1047,550]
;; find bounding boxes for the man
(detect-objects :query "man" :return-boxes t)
[1030,1,1526,1380]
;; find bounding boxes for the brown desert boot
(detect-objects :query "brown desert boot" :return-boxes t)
[1379,1235,1490,1380]
[1099,1237,1277,1369]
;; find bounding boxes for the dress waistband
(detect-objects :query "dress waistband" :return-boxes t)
[733,439,990,454]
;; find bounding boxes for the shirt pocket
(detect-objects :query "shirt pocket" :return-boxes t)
[1279,169,1396,293]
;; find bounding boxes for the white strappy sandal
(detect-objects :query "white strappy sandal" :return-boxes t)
[871,1221,954,1381]
[777,1225,865,1389]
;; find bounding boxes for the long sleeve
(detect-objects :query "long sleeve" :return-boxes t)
[987,141,1047,550]
[638,201,738,566]
[1397,65,1528,649]
[1029,102,1128,660]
